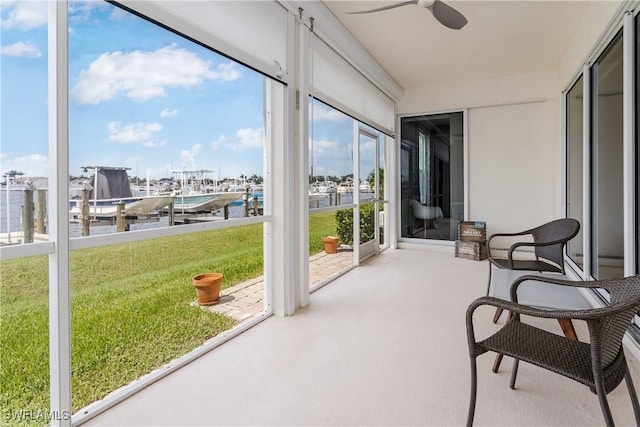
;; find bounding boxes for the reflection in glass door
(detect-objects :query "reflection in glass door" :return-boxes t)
[378,134,389,249]
[358,127,379,261]
[591,32,624,280]
[400,112,464,241]
[566,76,584,271]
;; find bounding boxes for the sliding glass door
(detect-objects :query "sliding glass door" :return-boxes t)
[591,32,624,280]
[357,127,379,261]
[400,112,464,241]
[566,76,584,271]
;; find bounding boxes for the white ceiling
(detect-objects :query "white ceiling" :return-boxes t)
[321,1,591,91]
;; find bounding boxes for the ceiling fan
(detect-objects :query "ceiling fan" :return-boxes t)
[346,0,468,30]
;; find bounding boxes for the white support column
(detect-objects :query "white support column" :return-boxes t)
[387,132,398,249]
[263,80,276,316]
[463,109,469,221]
[582,63,592,280]
[561,89,568,220]
[267,11,295,316]
[268,9,309,316]
[48,1,72,425]
[295,10,311,309]
[353,120,360,265]
[623,12,636,276]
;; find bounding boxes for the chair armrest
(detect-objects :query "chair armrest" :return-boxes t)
[487,231,533,265]
[509,274,603,303]
[487,231,532,246]
[509,236,575,254]
[505,236,574,263]
[466,294,620,346]
[507,241,556,259]
[467,296,592,321]
[465,295,592,350]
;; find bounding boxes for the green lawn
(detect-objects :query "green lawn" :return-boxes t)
[309,210,339,253]
[1,212,336,425]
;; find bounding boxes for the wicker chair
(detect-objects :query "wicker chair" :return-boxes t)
[466,275,640,427]
[486,218,580,315]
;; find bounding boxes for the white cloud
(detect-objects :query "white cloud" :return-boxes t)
[180,144,202,163]
[311,138,339,154]
[1,1,47,30]
[229,128,263,151]
[142,140,167,148]
[68,1,111,23]
[0,152,49,177]
[312,104,348,122]
[1,41,41,58]
[215,62,241,81]
[160,108,178,118]
[210,135,226,150]
[70,44,242,105]
[361,138,376,151]
[107,121,163,144]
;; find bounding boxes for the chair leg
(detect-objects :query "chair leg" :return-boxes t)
[434,221,444,239]
[492,312,514,372]
[624,365,640,426]
[423,219,427,239]
[492,308,504,324]
[467,356,478,427]
[492,353,504,374]
[485,264,493,296]
[509,358,520,389]
[558,319,577,340]
[595,377,615,427]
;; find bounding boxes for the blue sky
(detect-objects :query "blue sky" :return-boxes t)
[1,0,368,181]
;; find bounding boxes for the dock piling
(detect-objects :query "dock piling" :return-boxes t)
[81,188,90,236]
[243,188,249,217]
[36,189,47,234]
[168,201,174,226]
[116,202,129,232]
[253,196,259,216]
[21,186,35,243]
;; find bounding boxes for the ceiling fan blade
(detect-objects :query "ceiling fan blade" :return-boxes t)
[430,0,467,30]
[346,0,418,15]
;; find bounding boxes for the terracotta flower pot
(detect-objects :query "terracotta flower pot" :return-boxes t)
[192,273,223,306]
[322,236,339,254]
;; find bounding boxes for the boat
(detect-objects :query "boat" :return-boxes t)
[318,181,337,193]
[159,169,243,214]
[337,177,354,193]
[69,166,173,221]
[69,195,174,219]
[170,192,244,213]
[359,180,372,193]
[309,192,329,206]
[311,180,337,194]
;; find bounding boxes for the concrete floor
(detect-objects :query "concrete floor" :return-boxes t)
[85,247,640,426]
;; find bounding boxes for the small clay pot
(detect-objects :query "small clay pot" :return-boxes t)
[322,236,339,254]
[192,273,223,306]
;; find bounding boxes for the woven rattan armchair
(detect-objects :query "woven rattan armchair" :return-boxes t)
[466,274,640,427]
[486,218,580,320]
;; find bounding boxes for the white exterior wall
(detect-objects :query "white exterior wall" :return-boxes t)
[557,1,623,92]
[397,0,621,238]
[399,71,559,236]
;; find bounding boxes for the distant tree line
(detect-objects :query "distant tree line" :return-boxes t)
[309,174,353,183]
